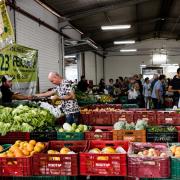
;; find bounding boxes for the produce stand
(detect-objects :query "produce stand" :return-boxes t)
[0,103,179,179]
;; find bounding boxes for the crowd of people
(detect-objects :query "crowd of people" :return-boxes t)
[76,68,180,109]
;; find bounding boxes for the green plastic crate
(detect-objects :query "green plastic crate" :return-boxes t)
[57,132,84,140]
[122,104,139,109]
[0,144,12,153]
[119,96,128,104]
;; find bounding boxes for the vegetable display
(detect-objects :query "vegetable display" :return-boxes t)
[113,119,148,130]
[0,105,55,135]
[58,123,90,133]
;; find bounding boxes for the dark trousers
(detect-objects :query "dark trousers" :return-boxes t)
[152,98,161,109]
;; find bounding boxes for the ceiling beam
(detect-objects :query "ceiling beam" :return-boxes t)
[66,0,152,21]
[154,0,175,38]
[100,30,177,48]
[75,17,179,36]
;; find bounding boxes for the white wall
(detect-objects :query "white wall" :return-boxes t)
[8,0,63,92]
[96,54,104,84]
[84,51,104,85]
[85,51,96,83]
[105,39,180,82]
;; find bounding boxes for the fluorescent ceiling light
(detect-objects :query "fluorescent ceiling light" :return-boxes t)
[114,40,135,45]
[101,25,131,30]
[64,55,76,58]
[120,49,137,52]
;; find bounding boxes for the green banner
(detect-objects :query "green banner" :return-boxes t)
[0,0,14,50]
[0,44,38,95]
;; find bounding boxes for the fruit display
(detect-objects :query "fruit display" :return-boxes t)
[80,107,122,113]
[135,148,167,158]
[33,141,87,176]
[80,140,129,176]
[170,144,180,158]
[128,143,170,178]
[75,91,97,105]
[97,95,113,103]
[88,146,126,154]
[113,119,148,130]
[0,140,46,158]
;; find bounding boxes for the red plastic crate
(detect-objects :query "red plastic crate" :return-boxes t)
[128,142,170,178]
[80,113,90,125]
[0,132,30,144]
[92,112,112,125]
[0,157,32,176]
[157,111,180,125]
[85,126,113,140]
[134,111,157,125]
[80,140,129,176]
[111,111,134,124]
[33,140,88,176]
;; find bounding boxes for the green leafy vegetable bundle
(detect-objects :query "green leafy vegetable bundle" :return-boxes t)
[0,105,55,136]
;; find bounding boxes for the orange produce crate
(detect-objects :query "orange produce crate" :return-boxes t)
[0,157,32,176]
[33,140,88,176]
[113,130,146,142]
[80,140,129,176]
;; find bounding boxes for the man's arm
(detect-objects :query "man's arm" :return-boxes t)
[51,91,75,101]
[12,94,32,100]
[35,90,55,97]
[168,85,180,93]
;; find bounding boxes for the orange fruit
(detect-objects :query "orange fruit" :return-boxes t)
[9,145,19,153]
[36,142,45,149]
[0,145,4,152]
[0,153,7,157]
[7,151,14,158]
[14,150,24,157]
[34,146,42,153]
[29,140,36,146]
[60,147,71,154]
[26,144,34,152]
[15,140,22,146]
[22,149,30,156]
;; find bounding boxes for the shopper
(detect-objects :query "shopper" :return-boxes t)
[128,82,140,104]
[0,75,32,105]
[106,78,114,96]
[98,78,106,93]
[143,77,151,109]
[77,75,88,92]
[168,68,180,106]
[151,75,166,109]
[151,74,158,90]
[35,72,80,124]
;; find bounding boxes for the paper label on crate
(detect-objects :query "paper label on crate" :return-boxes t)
[142,118,149,121]
[119,118,126,121]
[48,163,62,168]
[165,118,173,124]
[123,136,135,141]
[143,161,156,165]
[95,163,110,167]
